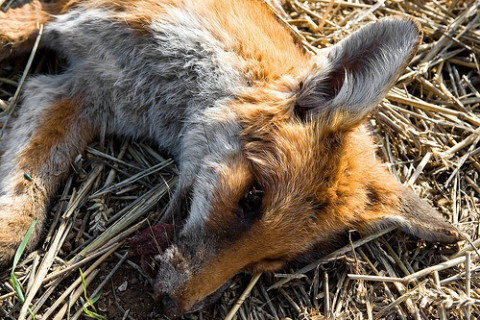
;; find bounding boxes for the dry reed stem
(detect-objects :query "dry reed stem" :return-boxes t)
[0,24,42,118]
[224,273,262,320]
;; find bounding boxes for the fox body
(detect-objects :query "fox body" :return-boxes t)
[0,0,462,317]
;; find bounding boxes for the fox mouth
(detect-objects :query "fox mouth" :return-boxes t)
[156,278,233,318]
[185,279,233,314]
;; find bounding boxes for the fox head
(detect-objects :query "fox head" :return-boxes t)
[131,17,462,317]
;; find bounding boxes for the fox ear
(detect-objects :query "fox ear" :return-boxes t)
[295,17,421,129]
[360,187,465,243]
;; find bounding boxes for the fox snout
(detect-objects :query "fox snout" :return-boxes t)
[152,245,234,317]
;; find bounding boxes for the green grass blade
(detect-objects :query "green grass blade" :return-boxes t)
[10,217,38,320]
[79,269,106,319]
[12,217,37,268]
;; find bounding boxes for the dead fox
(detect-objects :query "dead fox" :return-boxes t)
[0,0,463,317]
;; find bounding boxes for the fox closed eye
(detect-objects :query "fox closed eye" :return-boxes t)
[237,184,264,222]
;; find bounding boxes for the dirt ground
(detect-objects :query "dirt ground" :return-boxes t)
[83,262,157,320]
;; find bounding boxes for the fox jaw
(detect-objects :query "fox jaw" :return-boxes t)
[0,0,463,317]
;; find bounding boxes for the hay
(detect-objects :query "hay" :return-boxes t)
[0,0,479,319]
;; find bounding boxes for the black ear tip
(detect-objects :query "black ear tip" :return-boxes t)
[375,17,423,48]
[380,16,421,28]
[390,16,422,34]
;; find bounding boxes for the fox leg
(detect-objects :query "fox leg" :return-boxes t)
[0,75,96,267]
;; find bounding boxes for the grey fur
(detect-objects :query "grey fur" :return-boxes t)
[44,6,248,228]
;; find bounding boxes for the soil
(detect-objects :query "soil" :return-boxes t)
[82,259,158,320]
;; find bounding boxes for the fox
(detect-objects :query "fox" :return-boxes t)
[0,0,464,317]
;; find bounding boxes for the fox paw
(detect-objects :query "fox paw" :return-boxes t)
[0,197,45,269]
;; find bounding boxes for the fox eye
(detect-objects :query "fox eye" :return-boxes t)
[237,185,264,222]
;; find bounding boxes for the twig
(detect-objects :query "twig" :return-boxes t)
[348,254,472,284]
[224,273,262,320]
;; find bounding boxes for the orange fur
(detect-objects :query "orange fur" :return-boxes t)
[0,0,175,58]
[192,0,311,82]
[0,0,75,59]
[18,98,87,174]
[81,0,177,34]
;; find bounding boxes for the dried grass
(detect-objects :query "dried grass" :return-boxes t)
[0,0,479,319]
